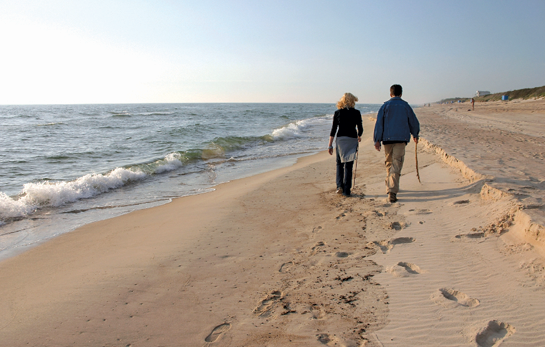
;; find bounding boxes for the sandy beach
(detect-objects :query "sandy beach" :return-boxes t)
[1,101,545,346]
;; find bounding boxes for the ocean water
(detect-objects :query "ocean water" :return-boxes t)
[0,103,380,260]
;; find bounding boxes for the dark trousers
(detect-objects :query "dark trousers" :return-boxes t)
[336,151,354,195]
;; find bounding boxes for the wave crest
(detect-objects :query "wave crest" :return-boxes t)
[0,168,147,222]
[0,192,36,221]
[21,168,147,207]
[154,153,184,174]
[272,116,332,140]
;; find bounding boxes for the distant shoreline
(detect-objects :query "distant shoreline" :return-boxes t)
[439,84,545,104]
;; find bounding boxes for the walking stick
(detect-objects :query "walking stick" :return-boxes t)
[415,141,421,183]
[353,145,359,188]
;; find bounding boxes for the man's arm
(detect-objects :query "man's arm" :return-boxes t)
[407,106,420,142]
[373,105,385,151]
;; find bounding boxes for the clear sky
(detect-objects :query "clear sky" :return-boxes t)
[1,0,544,105]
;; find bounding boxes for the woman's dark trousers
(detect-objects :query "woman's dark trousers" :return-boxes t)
[336,151,354,195]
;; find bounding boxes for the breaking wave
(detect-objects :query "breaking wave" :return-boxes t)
[0,168,147,222]
[272,115,332,140]
[0,150,190,222]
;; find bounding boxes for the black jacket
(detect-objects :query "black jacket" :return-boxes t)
[330,108,363,138]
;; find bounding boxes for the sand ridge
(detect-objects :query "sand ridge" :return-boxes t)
[416,100,545,253]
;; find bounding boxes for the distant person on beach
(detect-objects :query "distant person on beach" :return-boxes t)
[328,93,363,197]
[471,98,475,110]
[373,84,420,203]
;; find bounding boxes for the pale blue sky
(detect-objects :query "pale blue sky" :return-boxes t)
[1,0,543,104]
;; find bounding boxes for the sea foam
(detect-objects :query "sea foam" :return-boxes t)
[272,116,332,140]
[154,152,184,174]
[0,168,147,222]
[0,192,36,221]
[21,168,147,207]
[0,151,191,223]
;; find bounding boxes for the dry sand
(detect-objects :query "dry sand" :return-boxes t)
[1,103,545,346]
[416,99,545,241]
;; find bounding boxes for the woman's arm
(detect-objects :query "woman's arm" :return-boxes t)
[329,111,339,155]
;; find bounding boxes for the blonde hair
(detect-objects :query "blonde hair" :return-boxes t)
[336,93,358,109]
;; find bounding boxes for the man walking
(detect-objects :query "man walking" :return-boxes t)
[373,84,420,203]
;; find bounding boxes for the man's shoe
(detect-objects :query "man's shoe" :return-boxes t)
[336,188,343,194]
[389,192,397,203]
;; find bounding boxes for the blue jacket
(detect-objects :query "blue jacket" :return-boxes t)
[373,97,420,143]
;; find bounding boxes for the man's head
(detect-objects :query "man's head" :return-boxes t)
[390,84,402,97]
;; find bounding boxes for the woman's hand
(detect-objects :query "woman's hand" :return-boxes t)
[328,136,334,155]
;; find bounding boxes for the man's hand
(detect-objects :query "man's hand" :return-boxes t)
[328,148,333,155]
[358,136,361,143]
[374,141,381,151]
[413,137,419,144]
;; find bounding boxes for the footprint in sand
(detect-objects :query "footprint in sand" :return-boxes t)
[452,199,470,205]
[387,221,404,230]
[336,211,349,220]
[365,210,387,218]
[388,261,424,277]
[204,323,231,343]
[310,241,326,256]
[398,262,422,274]
[372,237,415,254]
[391,237,415,245]
[452,232,485,241]
[407,208,433,215]
[279,261,293,273]
[310,304,326,320]
[317,333,345,346]
[475,320,515,347]
[253,290,283,316]
[372,240,393,253]
[431,288,480,308]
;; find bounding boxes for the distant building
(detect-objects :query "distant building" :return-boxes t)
[475,90,491,97]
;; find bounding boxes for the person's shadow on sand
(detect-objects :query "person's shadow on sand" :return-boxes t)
[395,180,484,203]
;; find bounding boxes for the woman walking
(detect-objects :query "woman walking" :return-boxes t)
[328,93,363,196]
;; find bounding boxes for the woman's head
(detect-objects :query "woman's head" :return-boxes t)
[336,93,358,109]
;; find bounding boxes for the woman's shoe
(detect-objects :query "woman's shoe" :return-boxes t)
[336,188,343,194]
